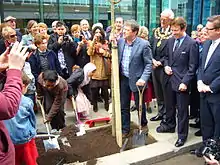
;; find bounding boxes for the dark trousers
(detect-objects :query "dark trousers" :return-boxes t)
[152,67,166,117]
[165,82,189,139]
[44,90,67,130]
[200,96,220,141]
[82,84,92,103]
[91,86,109,108]
[120,76,147,134]
[189,77,200,117]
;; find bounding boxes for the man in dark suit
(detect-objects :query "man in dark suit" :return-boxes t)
[150,9,174,122]
[116,20,152,137]
[198,15,220,142]
[157,17,199,147]
[80,19,92,40]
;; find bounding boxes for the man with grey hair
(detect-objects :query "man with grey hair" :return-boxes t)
[80,19,91,40]
[150,9,174,122]
[51,21,58,34]
[106,17,124,41]
[116,19,152,137]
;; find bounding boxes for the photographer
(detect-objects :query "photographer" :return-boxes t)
[70,24,90,68]
[0,41,29,164]
[48,21,77,79]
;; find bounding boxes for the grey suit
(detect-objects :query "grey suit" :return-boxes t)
[118,37,152,133]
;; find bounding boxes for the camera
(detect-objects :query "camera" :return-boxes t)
[194,139,220,161]
[63,35,70,42]
[79,35,83,41]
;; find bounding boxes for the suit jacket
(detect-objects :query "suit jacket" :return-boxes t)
[81,30,92,40]
[164,35,199,92]
[150,27,171,64]
[198,40,220,100]
[118,37,152,92]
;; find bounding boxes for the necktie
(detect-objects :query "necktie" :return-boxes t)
[85,31,89,40]
[173,39,180,53]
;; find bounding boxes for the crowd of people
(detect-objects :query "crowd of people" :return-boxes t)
[0,8,219,165]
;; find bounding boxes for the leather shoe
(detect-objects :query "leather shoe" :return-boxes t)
[189,123,200,128]
[156,125,175,133]
[175,138,186,147]
[122,132,130,138]
[194,129,202,136]
[150,114,163,121]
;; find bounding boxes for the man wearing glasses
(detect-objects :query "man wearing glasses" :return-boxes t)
[0,26,17,55]
[4,16,22,42]
[198,15,220,143]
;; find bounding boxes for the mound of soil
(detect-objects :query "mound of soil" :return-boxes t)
[36,124,156,165]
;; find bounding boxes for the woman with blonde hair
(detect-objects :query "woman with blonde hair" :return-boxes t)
[38,22,50,40]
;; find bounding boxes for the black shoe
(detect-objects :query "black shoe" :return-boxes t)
[93,104,98,112]
[104,103,109,111]
[175,138,186,147]
[189,123,200,128]
[130,105,137,112]
[156,125,175,133]
[150,114,163,121]
[194,129,202,136]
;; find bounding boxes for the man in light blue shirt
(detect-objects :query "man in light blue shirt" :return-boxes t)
[117,20,152,137]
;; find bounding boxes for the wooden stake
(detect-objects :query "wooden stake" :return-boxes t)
[109,0,122,147]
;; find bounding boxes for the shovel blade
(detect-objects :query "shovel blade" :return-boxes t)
[43,138,60,152]
[132,129,147,148]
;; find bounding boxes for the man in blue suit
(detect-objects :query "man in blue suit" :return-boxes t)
[116,20,152,137]
[157,17,199,147]
[198,15,220,142]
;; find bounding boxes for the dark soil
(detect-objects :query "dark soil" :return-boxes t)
[36,124,156,165]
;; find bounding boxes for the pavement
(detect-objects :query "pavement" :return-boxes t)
[36,99,203,165]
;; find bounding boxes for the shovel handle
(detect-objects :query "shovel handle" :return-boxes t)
[71,96,80,123]
[37,98,52,139]
[136,83,146,129]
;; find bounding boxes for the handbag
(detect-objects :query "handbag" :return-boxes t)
[103,57,112,76]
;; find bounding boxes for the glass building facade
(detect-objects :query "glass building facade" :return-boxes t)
[0,0,220,34]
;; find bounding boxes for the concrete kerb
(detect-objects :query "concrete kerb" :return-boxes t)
[64,139,202,165]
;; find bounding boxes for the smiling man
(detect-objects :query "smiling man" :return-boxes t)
[198,15,220,143]
[117,20,152,137]
[156,17,199,147]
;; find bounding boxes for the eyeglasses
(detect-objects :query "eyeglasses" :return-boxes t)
[206,27,218,31]
[9,34,16,38]
[7,20,16,23]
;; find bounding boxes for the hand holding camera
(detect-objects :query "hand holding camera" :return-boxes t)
[58,36,63,44]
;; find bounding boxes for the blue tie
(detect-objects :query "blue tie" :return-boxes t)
[173,39,180,53]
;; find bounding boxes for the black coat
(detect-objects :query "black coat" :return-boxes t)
[48,33,77,77]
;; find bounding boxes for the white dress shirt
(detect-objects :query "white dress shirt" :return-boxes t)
[204,38,220,68]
